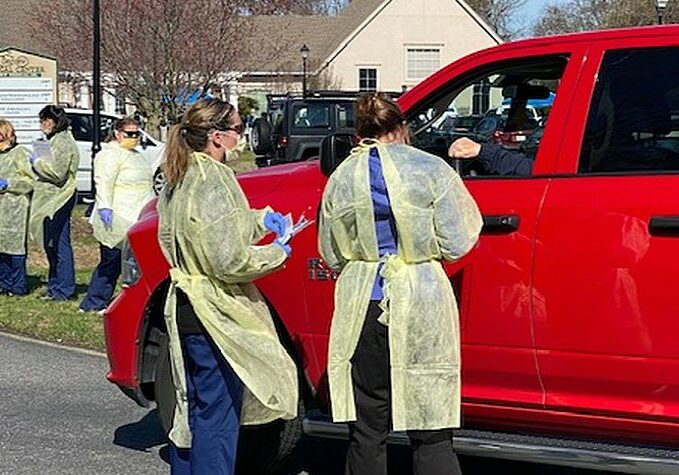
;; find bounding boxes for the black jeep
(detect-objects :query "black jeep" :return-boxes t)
[250,91,360,167]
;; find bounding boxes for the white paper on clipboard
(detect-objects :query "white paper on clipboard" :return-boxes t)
[31,139,52,159]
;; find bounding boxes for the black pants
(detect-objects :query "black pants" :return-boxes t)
[346,301,462,475]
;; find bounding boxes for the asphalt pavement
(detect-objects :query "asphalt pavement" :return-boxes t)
[0,332,619,475]
[0,333,167,474]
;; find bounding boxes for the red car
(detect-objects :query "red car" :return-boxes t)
[106,26,679,473]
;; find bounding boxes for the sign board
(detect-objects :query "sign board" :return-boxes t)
[0,48,57,144]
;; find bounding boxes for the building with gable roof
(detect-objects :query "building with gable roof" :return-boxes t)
[240,0,501,95]
[0,0,501,113]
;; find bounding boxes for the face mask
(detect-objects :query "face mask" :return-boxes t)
[235,135,248,153]
[120,138,139,150]
[224,148,239,163]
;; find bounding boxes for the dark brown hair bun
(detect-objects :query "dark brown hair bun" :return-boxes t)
[356,92,410,141]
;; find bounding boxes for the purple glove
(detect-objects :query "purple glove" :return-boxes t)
[99,208,113,230]
[264,211,287,236]
[0,178,8,190]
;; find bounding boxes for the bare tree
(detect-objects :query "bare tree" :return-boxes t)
[33,0,304,136]
[534,0,679,37]
[466,0,528,39]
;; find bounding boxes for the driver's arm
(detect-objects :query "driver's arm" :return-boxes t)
[448,138,534,176]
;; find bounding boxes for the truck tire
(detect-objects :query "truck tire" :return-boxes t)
[155,336,303,474]
[154,335,175,434]
[251,118,272,155]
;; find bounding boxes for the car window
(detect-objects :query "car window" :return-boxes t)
[68,114,92,142]
[68,113,117,142]
[579,47,679,174]
[292,103,331,129]
[409,55,568,178]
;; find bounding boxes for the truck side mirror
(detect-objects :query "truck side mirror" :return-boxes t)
[320,133,356,176]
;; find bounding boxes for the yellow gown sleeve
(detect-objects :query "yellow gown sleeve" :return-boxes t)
[318,179,347,272]
[32,134,78,185]
[94,148,123,210]
[2,148,35,195]
[249,207,274,243]
[433,171,483,261]
[193,166,287,284]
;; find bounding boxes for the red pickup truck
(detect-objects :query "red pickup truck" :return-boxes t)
[105,26,679,474]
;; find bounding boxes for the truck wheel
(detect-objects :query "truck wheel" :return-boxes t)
[251,118,272,155]
[155,335,175,435]
[153,168,166,195]
[155,336,303,475]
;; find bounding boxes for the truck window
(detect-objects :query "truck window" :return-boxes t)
[579,48,679,174]
[338,103,355,129]
[293,103,331,129]
[409,55,568,177]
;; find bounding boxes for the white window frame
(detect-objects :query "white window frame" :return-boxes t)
[405,44,443,82]
[357,65,380,92]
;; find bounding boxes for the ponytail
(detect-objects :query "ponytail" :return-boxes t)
[162,124,192,187]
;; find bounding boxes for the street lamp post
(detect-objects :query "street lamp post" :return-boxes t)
[656,0,669,24]
[91,0,101,199]
[300,44,309,99]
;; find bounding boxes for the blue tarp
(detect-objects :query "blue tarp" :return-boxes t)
[163,89,213,105]
[503,92,556,108]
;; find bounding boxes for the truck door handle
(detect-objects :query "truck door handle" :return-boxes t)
[482,215,520,234]
[649,216,679,236]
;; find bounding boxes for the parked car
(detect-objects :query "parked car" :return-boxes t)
[105,26,679,474]
[64,109,164,196]
[250,91,360,167]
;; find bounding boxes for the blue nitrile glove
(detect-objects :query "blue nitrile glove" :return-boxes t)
[264,211,287,235]
[29,153,39,165]
[99,208,113,230]
[0,178,8,190]
[274,238,292,257]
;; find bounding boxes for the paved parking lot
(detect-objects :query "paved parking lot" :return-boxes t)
[0,332,619,475]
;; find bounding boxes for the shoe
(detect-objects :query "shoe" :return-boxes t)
[79,307,106,315]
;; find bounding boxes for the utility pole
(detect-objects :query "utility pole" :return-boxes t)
[300,44,309,99]
[91,0,101,199]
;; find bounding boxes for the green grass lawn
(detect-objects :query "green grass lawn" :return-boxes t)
[0,268,106,350]
[0,205,106,351]
[0,154,256,352]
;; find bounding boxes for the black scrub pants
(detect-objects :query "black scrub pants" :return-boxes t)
[345,301,463,475]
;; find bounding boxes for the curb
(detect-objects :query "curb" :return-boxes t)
[0,331,106,358]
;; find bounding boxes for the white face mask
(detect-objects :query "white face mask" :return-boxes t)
[224,148,238,163]
[235,135,248,153]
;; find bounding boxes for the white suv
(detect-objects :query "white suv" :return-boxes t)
[64,109,165,195]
